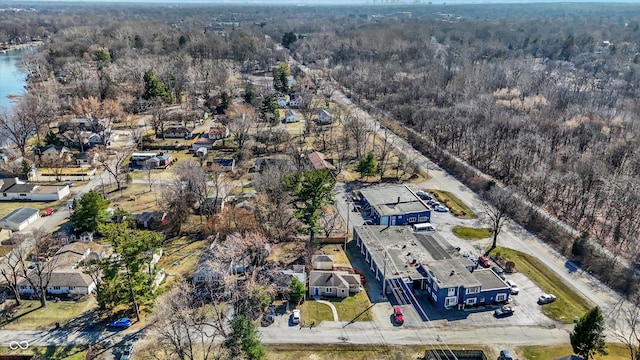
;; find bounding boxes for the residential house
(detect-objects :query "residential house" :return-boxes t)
[37,145,72,164]
[194,196,226,215]
[208,126,229,140]
[353,225,510,310]
[57,131,103,150]
[308,270,361,298]
[163,126,191,139]
[312,254,334,270]
[0,178,70,201]
[79,231,94,243]
[284,110,301,123]
[307,151,336,172]
[18,242,112,297]
[210,158,235,172]
[0,207,39,231]
[130,152,158,167]
[316,109,333,125]
[133,211,167,229]
[359,184,431,226]
[58,117,105,133]
[191,138,216,152]
[145,153,173,169]
[75,152,98,167]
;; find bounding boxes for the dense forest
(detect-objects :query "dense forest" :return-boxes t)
[3,2,640,292]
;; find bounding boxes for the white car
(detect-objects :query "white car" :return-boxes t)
[538,293,557,304]
[292,309,301,324]
[434,205,449,212]
[506,280,519,295]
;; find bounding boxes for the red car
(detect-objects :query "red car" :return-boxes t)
[42,208,54,217]
[479,256,491,268]
[393,306,404,325]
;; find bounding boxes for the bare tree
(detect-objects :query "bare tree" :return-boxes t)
[0,234,30,306]
[0,106,37,157]
[608,299,640,360]
[343,115,369,160]
[144,161,154,192]
[376,125,395,181]
[150,280,228,360]
[98,148,131,196]
[17,228,59,307]
[228,112,254,161]
[150,102,169,139]
[483,186,519,251]
[319,207,343,238]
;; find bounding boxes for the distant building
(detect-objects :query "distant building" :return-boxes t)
[0,207,39,231]
[358,184,431,226]
[307,151,336,172]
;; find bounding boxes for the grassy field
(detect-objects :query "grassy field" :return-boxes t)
[321,244,350,265]
[328,291,374,322]
[298,300,334,325]
[492,247,592,323]
[0,345,87,360]
[522,343,628,360]
[157,236,209,286]
[105,183,160,213]
[266,344,492,360]
[0,298,97,330]
[427,189,477,219]
[452,226,493,240]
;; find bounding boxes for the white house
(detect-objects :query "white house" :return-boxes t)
[0,207,40,231]
[75,152,98,167]
[316,109,333,125]
[0,178,70,201]
[308,270,361,298]
[312,254,334,270]
[284,110,301,123]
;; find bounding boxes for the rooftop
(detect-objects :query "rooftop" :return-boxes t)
[360,185,430,216]
[354,225,460,280]
[422,258,480,289]
[472,268,509,290]
[0,207,39,224]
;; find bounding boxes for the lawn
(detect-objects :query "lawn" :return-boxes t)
[328,291,374,322]
[427,189,477,219]
[0,345,87,360]
[522,343,628,360]
[157,236,209,286]
[297,300,334,326]
[452,226,493,240]
[105,183,160,213]
[266,344,490,360]
[322,244,350,265]
[0,298,97,330]
[492,247,592,323]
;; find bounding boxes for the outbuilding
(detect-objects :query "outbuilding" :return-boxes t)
[0,207,40,231]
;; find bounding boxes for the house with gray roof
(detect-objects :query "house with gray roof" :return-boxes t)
[0,178,70,202]
[0,207,39,231]
[308,270,361,298]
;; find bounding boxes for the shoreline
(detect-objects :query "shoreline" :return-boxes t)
[0,41,44,54]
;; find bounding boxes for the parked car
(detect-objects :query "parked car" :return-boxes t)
[427,199,440,207]
[120,343,135,360]
[65,181,74,187]
[538,293,557,304]
[506,280,519,295]
[416,190,431,200]
[494,305,515,317]
[393,306,404,325]
[108,318,132,329]
[491,266,505,279]
[292,309,301,324]
[42,208,54,216]
[478,256,491,268]
[434,205,449,212]
[499,349,514,360]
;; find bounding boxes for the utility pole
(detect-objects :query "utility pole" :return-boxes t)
[382,251,387,298]
[344,197,351,250]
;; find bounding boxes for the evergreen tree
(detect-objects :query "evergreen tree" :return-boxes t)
[272,63,290,94]
[143,68,171,103]
[358,152,378,178]
[71,190,111,232]
[259,94,279,124]
[281,32,298,49]
[570,306,607,360]
[20,159,32,180]
[224,316,265,360]
[285,169,336,245]
[289,277,306,304]
[244,86,257,106]
[44,131,62,146]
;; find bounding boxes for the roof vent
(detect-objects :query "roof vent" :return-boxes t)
[450,269,455,276]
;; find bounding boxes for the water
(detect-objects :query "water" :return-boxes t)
[0,47,32,111]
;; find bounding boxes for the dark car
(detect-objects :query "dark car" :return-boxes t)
[120,343,135,360]
[393,306,404,325]
[108,318,132,329]
[478,256,491,268]
[494,305,515,317]
[499,349,514,360]
[491,266,505,279]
